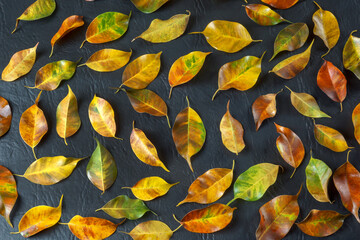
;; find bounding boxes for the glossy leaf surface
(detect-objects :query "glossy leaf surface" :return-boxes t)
[67,215,118,240]
[15,195,62,237]
[87,139,117,193]
[20,156,86,185]
[220,101,245,155]
[275,123,305,176]
[1,43,38,82]
[131,0,168,14]
[180,203,236,233]
[317,60,347,111]
[270,40,314,79]
[213,52,264,100]
[286,86,331,118]
[88,95,117,138]
[125,176,178,201]
[314,124,349,152]
[305,154,332,202]
[13,0,56,33]
[0,96,12,137]
[343,30,360,79]
[191,20,261,53]
[34,59,78,91]
[256,187,301,240]
[97,195,152,220]
[177,161,234,206]
[120,52,161,89]
[82,11,131,46]
[0,166,17,227]
[352,103,360,144]
[245,4,291,26]
[133,11,190,43]
[261,0,298,9]
[252,90,281,131]
[126,220,173,240]
[313,1,340,57]
[79,49,132,72]
[270,23,309,61]
[230,163,279,203]
[130,123,169,172]
[168,51,211,98]
[56,85,81,145]
[50,15,84,57]
[172,98,206,171]
[296,209,349,237]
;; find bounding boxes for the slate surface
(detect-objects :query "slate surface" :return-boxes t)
[0,0,360,239]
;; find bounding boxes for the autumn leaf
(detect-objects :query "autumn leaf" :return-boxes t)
[261,0,298,9]
[0,166,17,228]
[172,97,206,171]
[314,122,350,152]
[244,4,291,26]
[352,103,360,145]
[123,176,178,201]
[343,30,360,80]
[1,43,38,82]
[133,11,190,43]
[131,0,169,14]
[190,20,261,53]
[0,96,12,137]
[177,160,234,206]
[122,220,177,240]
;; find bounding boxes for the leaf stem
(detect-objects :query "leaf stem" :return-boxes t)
[11,19,19,34]
[212,89,220,101]
[226,198,237,206]
[13,174,23,177]
[32,147,37,160]
[168,87,173,99]
[252,39,263,43]
[64,138,68,146]
[166,115,171,128]
[79,40,86,49]
[172,214,181,224]
[275,88,284,96]
[49,47,54,58]
[346,149,352,162]
[340,102,343,112]
[290,168,296,179]
[172,224,182,233]
[77,63,86,68]
[313,1,322,10]
[113,136,123,140]
[321,48,331,58]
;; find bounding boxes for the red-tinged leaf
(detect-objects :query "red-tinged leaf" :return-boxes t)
[0,96,12,137]
[0,166,17,228]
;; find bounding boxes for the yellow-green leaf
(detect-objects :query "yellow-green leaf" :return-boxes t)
[343,30,360,80]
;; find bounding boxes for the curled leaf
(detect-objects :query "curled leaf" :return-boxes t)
[168,51,211,98]
[12,0,56,33]
[130,122,169,172]
[220,101,245,155]
[312,1,340,57]
[133,11,190,43]
[172,97,206,172]
[124,220,174,240]
[177,161,234,206]
[270,23,309,62]
[87,139,117,193]
[314,123,350,152]
[180,203,236,233]
[343,30,360,80]
[270,40,314,79]
[19,91,48,159]
[1,43,38,82]
[79,49,132,72]
[97,195,152,220]
[190,20,261,53]
[244,4,291,26]
[261,0,298,9]
[0,166,17,228]
[296,209,349,237]
[212,52,265,100]
[0,96,12,137]
[131,0,168,14]
[124,176,178,201]
[50,15,84,57]
[18,156,86,185]
[56,85,81,145]
[352,103,360,144]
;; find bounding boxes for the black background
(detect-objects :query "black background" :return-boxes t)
[0,0,360,239]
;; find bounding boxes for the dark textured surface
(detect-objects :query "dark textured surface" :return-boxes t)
[0,0,359,239]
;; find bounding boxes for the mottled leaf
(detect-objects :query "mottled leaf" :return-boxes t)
[270,39,314,79]
[244,4,291,26]
[286,86,331,118]
[50,15,84,57]
[261,0,298,9]
[96,195,152,220]
[168,51,211,98]
[124,176,178,201]
[190,20,261,53]
[313,1,340,57]
[269,23,309,61]
[87,139,117,193]
[124,220,174,240]
[314,123,350,152]
[212,52,265,100]
[296,209,349,237]
[172,97,206,172]
[305,153,332,203]
[0,96,12,137]
[1,43,38,82]
[178,161,234,206]
[180,203,236,233]
[343,30,360,80]
[0,166,17,228]
[133,11,190,43]
[19,91,48,159]
[131,0,168,14]
[220,101,245,154]
[78,49,132,72]
[12,0,56,33]
[352,103,360,145]
[56,85,81,145]
[81,11,131,47]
